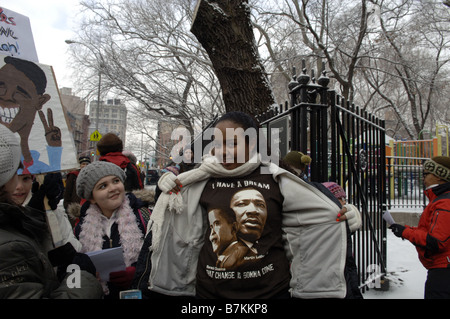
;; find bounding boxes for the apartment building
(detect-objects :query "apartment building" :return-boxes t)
[59,87,90,157]
[88,98,128,148]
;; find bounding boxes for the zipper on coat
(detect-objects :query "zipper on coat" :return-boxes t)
[136,246,152,290]
[430,212,439,233]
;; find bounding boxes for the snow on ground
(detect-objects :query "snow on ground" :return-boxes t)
[363,230,427,299]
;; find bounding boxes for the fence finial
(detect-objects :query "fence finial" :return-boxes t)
[318,61,330,88]
[298,59,310,85]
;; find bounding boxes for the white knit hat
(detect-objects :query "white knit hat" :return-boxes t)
[0,125,22,187]
[76,161,126,199]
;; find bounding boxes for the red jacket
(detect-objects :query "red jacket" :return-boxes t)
[402,183,450,269]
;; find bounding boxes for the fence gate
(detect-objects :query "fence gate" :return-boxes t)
[257,62,387,293]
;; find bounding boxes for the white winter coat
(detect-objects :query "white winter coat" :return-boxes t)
[148,158,348,299]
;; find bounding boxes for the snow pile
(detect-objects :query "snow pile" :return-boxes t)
[364,231,427,299]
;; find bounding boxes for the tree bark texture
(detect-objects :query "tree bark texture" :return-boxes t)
[191,0,275,115]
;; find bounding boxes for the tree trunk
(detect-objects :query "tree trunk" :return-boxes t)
[191,0,275,114]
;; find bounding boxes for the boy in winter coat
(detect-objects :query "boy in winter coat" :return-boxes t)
[63,156,91,215]
[322,182,363,299]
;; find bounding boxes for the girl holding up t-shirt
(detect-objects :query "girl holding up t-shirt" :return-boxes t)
[145,111,360,299]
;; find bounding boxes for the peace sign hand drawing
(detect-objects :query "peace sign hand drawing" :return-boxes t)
[39,108,62,147]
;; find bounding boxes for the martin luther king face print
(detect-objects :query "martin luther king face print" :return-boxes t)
[230,188,268,244]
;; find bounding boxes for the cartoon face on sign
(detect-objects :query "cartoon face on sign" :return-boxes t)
[0,56,66,174]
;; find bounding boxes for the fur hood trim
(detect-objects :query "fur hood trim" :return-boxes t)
[132,188,155,204]
[66,202,82,222]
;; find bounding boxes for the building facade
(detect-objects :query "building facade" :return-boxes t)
[59,87,90,157]
[155,120,188,168]
[88,99,128,153]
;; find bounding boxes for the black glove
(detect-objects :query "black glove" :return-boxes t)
[48,242,77,267]
[42,173,64,210]
[48,242,97,278]
[28,180,46,212]
[390,224,406,238]
[72,253,97,277]
[28,173,64,211]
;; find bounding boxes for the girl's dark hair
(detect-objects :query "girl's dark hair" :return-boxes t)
[0,187,17,205]
[216,111,260,131]
[215,111,262,148]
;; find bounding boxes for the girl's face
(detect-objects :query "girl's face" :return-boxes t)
[183,149,193,163]
[11,174,33,205]
[213,120,257,170]
[90,175,125,218]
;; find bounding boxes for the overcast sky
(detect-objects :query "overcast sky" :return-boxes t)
[1,0,80,88]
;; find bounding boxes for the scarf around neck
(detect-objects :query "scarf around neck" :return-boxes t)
[78,196,144,267]
[149,154,262,252]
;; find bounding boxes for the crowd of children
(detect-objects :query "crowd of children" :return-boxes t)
[1,111,449,299]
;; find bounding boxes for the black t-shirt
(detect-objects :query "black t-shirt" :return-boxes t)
[196,167,290,298]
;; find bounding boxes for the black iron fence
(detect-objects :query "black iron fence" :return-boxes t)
[386,156,427,211]
[256,62,387,292]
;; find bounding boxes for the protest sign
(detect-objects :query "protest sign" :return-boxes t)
[0,7,39,62]
[0,56,78,174]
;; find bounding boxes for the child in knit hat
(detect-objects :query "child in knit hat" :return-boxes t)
[11,169,82,252]
[322,182,347,204]
[322,181,361,232]
[0,125,103,299]
[0,127,22,203]
[321,181,363,299]
[283,150,311,180]
[74,160,150,298]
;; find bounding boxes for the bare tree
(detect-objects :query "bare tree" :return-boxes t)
[251,0,450,139]
[191,0,277,114]
[68,0,224,137]
[251,0,373,102]
[69,0,450,142]
[360,0,450,139]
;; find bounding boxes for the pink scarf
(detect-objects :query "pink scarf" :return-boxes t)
[78,196,144,267]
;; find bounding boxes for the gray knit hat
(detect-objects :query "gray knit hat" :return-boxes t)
[76,161,126,199]
[0,125,22,187]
